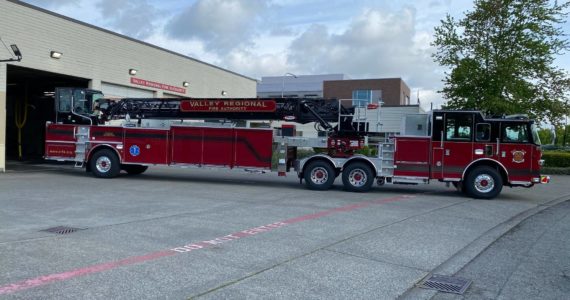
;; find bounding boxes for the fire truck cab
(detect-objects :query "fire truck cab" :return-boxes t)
[398,110,544,198]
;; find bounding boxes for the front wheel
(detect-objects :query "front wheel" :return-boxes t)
[342,162,374,192]
[465,166,503,199]
[303,161,336,190]
[89,149,120,178]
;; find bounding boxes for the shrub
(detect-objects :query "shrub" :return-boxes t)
[297,148,316,159]
[542,151,570,168]
[355,145,378,157]
[540,167,570,175]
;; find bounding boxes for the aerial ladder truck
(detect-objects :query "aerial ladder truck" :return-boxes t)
[44,87,549,199]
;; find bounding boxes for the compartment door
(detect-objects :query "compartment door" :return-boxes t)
[123,128,169,165]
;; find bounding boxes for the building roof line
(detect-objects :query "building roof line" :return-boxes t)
[9,0,256,82]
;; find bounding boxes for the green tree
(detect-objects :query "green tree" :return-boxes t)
[432,0,570,125]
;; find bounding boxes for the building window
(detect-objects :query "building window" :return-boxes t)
[352,90,381,107]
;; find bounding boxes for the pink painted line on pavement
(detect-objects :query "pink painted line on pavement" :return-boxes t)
[0,250,176,295]
[0,194,415,295]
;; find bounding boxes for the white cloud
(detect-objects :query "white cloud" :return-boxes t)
[286,7,441,88]
[97,0,164,39]
[418,89,444,110]
[222,49,288,78]
[165,0,271,54]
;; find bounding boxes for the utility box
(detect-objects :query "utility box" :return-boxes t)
[281,124,296,137]
[401,114,429,136]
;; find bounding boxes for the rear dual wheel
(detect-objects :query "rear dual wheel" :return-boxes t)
[304,161,336,190]
[342,162,374,192]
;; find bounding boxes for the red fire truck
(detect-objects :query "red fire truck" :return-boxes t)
[44,88,549,199]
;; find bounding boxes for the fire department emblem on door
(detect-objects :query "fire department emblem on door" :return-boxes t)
[511,150,525,163]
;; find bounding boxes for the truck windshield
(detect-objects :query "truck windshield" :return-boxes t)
[531,124,541,145]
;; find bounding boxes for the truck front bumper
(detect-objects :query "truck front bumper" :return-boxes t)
[534,175,550,184]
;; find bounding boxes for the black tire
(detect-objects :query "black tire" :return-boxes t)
[89,149,120,178]
[303,160,336,190]
[342,162,374,192]
[122,164,148,175]
[465,166,503,199]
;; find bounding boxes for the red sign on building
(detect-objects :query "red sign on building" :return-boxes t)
[180,100,276,112]
[130,77,186,94]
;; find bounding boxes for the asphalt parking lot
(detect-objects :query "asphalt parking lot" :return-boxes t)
[0,163,569,299]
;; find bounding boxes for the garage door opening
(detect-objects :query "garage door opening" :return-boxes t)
[6,65,89,161]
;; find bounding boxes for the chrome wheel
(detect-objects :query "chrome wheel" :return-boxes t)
[474,174,494,193]
[342,162,374,192]
[348,169,367,187]
[304,161,336,190]
[310,167,329,185]
[95,156,112,173]
[465,166,503,199]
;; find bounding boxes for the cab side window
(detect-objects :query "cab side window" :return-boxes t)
[502,124,529,143]
[57,89,72,112]
[445,114,473,141]
[476,123,491,142]
[73,90,88,114]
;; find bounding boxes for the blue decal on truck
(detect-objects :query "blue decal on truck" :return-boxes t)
[129,145,140,157]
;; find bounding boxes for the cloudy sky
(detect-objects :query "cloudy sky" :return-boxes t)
[19,0,570,109]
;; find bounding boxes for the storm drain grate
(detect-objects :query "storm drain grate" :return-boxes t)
[418,274,472,294]
[41,226,83,235]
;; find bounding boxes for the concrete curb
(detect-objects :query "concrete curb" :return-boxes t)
[400,193,570,299]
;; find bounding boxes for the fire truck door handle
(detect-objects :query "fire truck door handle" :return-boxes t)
[445,149,450,156]
[496,138,500,155]
[73,126,77,138]
[440,131,444,148]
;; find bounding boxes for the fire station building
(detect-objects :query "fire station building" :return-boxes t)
[0,0,257,172]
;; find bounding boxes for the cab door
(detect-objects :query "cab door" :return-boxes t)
[497,122,534,183]
[430,112,444,180]
[472,123,498,161]
[441,113,474,180]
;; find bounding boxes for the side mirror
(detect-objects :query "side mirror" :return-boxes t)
[550,126,556,145]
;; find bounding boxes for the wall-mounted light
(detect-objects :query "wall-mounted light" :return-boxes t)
[129,68,137,75]
[0,44,22,62]
[50,51,62,59]
[182,81,189,87]
[11,45,22,60]
[221,91,228,96]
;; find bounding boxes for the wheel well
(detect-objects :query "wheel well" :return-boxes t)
[463,160,508,184]
[86,145,121,172]
[302,157,338,177]
[343,158,377,177]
